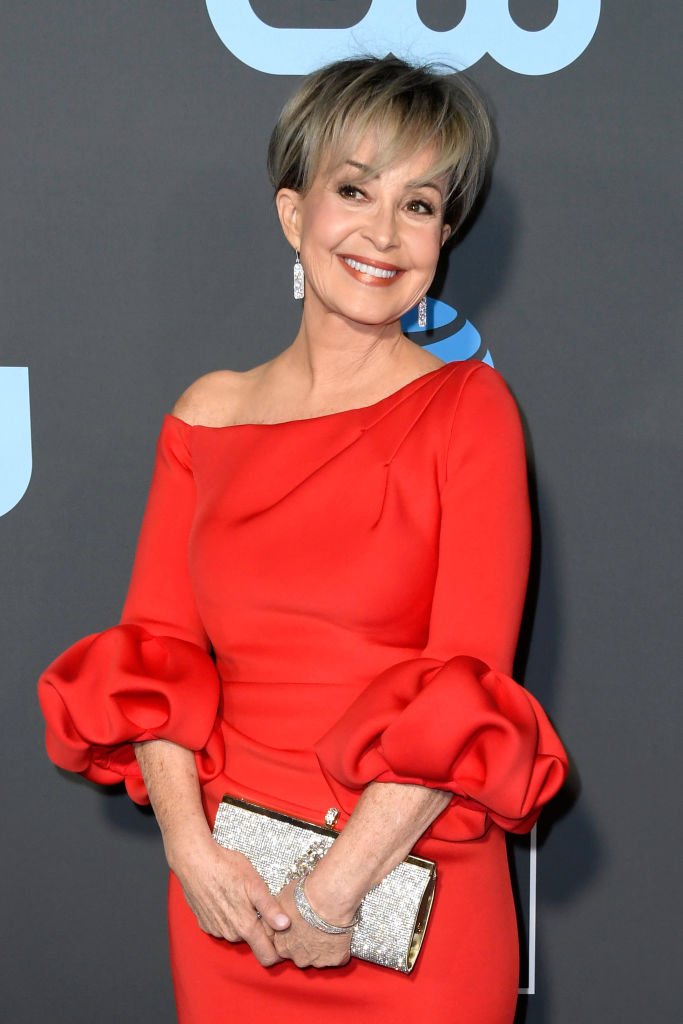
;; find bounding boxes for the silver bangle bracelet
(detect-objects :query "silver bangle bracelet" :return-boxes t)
[293,873,361,934]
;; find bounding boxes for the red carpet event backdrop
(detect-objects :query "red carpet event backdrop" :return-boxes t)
[1,3,680,1021]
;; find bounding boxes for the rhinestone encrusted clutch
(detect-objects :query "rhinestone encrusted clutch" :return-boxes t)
[212,794,437,973]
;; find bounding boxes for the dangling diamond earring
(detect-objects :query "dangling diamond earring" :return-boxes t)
[417,295,428,328]
[293,250,305,300]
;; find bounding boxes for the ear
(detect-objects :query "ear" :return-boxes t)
[275,188,303,250]
[440,222,452,246]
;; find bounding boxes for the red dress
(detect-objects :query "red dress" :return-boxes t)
[38,361,568,1023]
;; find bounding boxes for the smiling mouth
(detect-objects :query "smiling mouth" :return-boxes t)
[343,258,397,279]
[338,255,402,283]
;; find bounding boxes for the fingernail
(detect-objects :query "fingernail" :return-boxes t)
[275,913,290,927]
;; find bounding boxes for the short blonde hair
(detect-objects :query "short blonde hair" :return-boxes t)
[267,55,493,235]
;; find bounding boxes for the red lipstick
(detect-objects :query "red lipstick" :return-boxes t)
[336,254,404,287]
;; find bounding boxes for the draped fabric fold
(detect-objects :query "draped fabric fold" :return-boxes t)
[38,623,223,804]
[315,653,567,841]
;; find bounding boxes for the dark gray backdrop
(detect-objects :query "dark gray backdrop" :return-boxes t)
[2,3,681,1021]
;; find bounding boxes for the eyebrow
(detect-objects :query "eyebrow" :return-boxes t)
[408,179,444,196]
[342,160,444,196]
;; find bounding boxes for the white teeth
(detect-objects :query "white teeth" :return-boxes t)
[343,257,397,279]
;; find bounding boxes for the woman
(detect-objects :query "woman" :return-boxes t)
[38,56,568,1022]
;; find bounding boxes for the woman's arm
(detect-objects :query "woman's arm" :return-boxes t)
[313,364,567,845]
[275,365,567,964]
[38,409,294,968]
[304,781,451,922]
[270,780,450,967]
[134,739,292,965]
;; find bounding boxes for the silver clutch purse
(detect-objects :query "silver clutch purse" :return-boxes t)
[212,793,437,973]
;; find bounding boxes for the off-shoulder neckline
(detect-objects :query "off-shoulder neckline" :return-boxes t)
[164,362,457,431]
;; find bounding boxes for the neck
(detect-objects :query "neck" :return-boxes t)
[277,298,412,396]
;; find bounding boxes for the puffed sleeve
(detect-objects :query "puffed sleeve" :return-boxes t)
[314,364,568,841]
[37,416,223,805]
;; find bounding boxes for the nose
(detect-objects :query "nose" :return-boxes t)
[360,201,399,252]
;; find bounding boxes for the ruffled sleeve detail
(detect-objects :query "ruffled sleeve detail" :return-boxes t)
[38,623,223,804]
[314,654,567,841]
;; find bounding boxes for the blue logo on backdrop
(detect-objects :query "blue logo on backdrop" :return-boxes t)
[206,1,601,76]
[0,367,32,517]
[401,299,493,366]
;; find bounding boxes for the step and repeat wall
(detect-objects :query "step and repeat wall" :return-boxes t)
[2,3,680,1021]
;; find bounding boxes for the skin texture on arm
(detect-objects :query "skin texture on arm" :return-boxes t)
[305,781,450,920]
[272,781,451,966]
[133,739,292,967]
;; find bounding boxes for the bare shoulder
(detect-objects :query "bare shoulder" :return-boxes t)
[171,368,260,427]
[401,339,447,375]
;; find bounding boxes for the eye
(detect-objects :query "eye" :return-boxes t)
[406,198,436,215]
[337,182,366,200]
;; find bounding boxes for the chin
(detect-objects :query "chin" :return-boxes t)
[332,299,407,327]
[342,310,399,329]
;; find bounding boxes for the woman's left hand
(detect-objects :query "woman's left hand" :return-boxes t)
[264,878,353,968]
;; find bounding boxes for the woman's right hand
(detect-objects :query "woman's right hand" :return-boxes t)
[166,832,292,967]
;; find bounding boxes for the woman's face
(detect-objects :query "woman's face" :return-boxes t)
[277,137,451,329]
